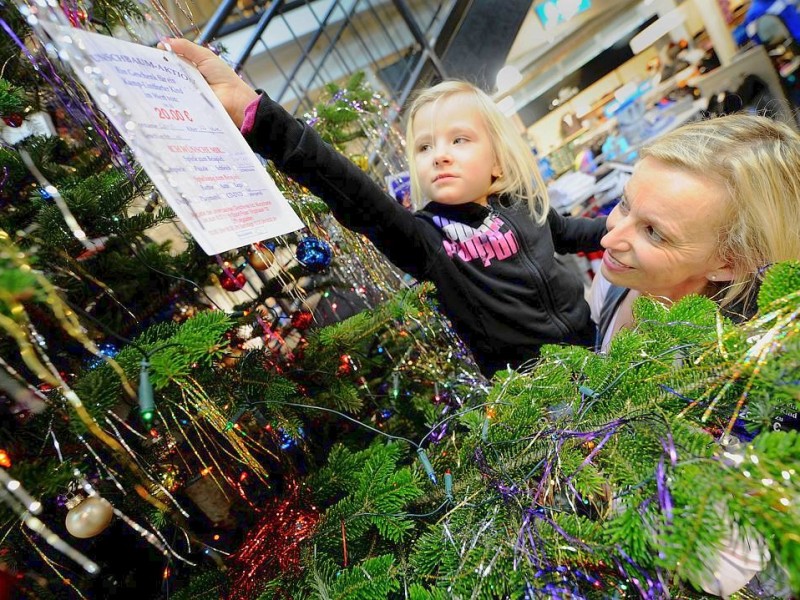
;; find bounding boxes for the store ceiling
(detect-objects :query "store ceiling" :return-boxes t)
[167,0,656,120]
[508,0,640,71]
[501,0,654,111]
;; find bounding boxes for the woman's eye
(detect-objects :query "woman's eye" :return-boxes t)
[618,198,630,214]
[645,226,664,243]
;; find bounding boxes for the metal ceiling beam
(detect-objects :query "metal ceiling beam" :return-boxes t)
[391,0,448,78]
[233,0,286,70]
[196,0,239,44]
[195,0,308,44]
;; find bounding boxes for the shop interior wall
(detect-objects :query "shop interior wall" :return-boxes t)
[527,47,658,154]
[524,0,747,155]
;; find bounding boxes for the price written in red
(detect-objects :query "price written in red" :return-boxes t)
[154,107,194,122]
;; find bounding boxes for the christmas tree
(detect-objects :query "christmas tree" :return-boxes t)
[2,2,799,599]
[169,262,800,599]
[0,2,475,597]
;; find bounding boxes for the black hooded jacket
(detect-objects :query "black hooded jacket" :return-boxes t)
[244,94,607,376]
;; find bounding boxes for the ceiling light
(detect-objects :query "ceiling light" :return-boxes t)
[629,8,686,55]
[497,95,516,116]
[496,66,523,93]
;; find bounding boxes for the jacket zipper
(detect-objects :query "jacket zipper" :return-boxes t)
[492,206,572,337]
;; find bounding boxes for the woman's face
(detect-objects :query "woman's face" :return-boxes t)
[600,157,733,301]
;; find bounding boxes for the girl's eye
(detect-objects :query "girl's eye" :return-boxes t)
[418,143,431,152]
[453,137,467,144]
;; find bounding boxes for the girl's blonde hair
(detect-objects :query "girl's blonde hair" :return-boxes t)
[404,80,549,224]
[641,113,800,311]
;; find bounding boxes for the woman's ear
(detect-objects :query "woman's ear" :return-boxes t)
[706,266,735,282]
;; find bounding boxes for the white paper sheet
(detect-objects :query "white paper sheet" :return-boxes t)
[40,22,304,255]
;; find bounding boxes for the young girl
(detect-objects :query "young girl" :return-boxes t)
[165,39,607,376]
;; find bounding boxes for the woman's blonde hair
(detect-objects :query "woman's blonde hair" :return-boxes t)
[641,113,800,310]
[404,80,549,223]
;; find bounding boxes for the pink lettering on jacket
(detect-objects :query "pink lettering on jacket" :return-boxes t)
[436,215,519,267]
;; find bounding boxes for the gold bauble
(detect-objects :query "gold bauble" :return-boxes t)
[248,244,275,271]
[65,496,114,538]
[220,347,244,369]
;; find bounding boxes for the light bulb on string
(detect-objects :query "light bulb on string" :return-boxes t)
[138,359,155,423]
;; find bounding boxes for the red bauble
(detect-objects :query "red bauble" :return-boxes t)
[0,567,21,600]
[337,354,353,376]
[290,310,313,330]
[63,6,89,25]
[2,114,23,128]
[219,271,247,291]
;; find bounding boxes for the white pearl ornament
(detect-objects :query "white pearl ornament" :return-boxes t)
[65,495,114,538]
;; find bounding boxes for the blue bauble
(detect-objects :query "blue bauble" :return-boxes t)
[98,342,120,358]
[85,342,120,370]
[295,236,332,272]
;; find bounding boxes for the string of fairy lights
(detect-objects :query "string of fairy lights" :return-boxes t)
[2,1,800,597]
[2,1,416,591]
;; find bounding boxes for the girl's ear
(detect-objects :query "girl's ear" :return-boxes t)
[491,163,502,178]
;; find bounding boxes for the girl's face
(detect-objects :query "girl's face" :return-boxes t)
[600,157,733,301]
[412,93,501,207]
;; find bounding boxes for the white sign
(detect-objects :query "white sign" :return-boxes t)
[40,22,304,255]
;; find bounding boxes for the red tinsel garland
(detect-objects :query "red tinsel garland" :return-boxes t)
[226,479,319,599]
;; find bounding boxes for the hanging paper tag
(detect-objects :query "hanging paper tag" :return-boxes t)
[39,21,304,255]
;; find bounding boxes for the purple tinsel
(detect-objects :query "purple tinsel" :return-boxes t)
[473,447,523,501]
[661,431,678,466]
[1,14,133,176]
[655,457,674,525]
[428,422,448,444]
[614,548,668,599]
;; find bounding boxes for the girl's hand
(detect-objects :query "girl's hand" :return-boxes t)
[160,38,259,128]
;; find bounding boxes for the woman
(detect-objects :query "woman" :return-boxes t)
[591,113,800,353]
[589,113,800,596]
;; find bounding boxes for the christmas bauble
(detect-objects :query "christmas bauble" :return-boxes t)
[295,237,332,272]
[63,3,91,25]
[219,270,247,291]
[2,114,23,128]
[65,496,114,538]
[220,347,244,369]
[290,310,313,330]
[248,243,275,271]
[337,354,353,376]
